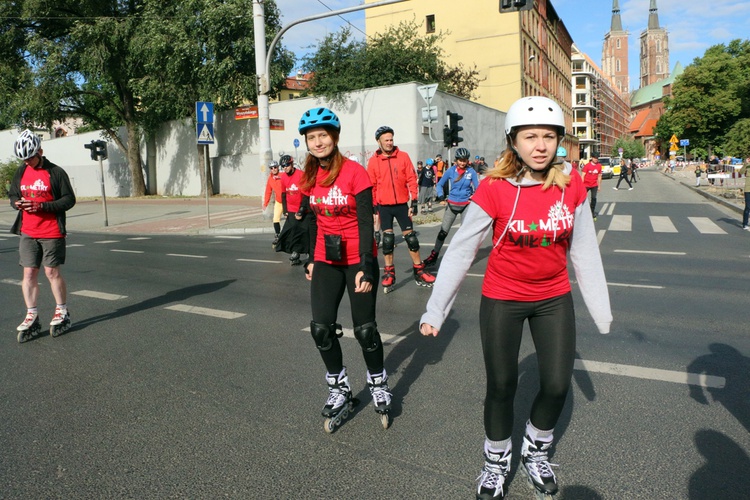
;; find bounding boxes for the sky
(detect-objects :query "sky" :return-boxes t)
[273,0,750,91]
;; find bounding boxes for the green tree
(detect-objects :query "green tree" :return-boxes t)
[722,118,750,158]
[655,39,750,156]
[612,136,645,160]
[0,0,294,196]
[302,21,481,105]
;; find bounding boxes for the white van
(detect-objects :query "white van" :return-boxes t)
[599,157,613,179]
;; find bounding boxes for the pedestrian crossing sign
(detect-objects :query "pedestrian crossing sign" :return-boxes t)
[197,123,215,145]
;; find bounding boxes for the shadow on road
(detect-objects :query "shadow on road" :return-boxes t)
[687,342,749,434]
[689,429,750,498]
[73,279,237,331]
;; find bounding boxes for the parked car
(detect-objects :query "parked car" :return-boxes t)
[599,157,613,179]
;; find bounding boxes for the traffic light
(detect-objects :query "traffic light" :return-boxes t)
[446,111,464,146]
[499,0,533,13]
[443,125,452,148]
[84,140,108,161]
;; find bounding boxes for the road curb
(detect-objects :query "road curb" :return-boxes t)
[662,171,743,214]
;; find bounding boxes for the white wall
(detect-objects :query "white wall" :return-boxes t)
[1,82,506,197]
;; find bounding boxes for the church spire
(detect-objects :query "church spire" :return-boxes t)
[611,0,623,31]
[648,0,660,30]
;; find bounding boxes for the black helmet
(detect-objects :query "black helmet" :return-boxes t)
[454,147,471,160]
[375,126,394,141]
[280,154,293,168]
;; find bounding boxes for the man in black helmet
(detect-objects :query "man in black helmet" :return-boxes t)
[367,126,435,292]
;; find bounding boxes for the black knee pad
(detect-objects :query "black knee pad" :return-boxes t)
[382,232,395,255]
[437,229,449,242]
[353,321,381,353]
[404,231,420,252]
[310,321,342,351]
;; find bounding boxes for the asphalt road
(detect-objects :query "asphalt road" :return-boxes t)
[1,169,748,499]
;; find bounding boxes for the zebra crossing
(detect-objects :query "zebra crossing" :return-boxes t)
[598,203,727,234]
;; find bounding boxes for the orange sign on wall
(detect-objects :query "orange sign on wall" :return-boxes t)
[235,105,258,120]
[270,119,285,131]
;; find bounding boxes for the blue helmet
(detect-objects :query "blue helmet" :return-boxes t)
[426,158,435,166]
[298,107,340,135]
[556,146,567,157]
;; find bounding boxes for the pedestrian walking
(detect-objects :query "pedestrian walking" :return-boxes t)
[9,129,77,342]
[423,147,478,268]
[418,158,437,213]
[613,159,633,190]
[581,156,602,219]
[695,165,703,187]
[297,107,392,432]
[367,125,435,293]
[419,96,611,499]
[629,160,639,183]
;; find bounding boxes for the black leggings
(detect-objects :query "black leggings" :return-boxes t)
[310,261,382,374]
[479,293,576,440]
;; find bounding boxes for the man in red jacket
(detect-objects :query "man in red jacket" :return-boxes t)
[367,126,435,292]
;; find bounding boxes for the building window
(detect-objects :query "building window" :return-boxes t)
[616,59,620,72]
[426,15,435,33]
[616,39,620,49]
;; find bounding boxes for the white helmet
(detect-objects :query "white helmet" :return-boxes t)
[504,96,565,137]
[14,129,42,160]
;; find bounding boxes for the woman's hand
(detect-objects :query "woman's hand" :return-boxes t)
[354,271,372,293]
[304,262,314,281]
[420,323,439,337]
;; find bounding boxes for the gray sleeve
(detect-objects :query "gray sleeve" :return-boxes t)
[569,203,613,334]
[420,203,493,332]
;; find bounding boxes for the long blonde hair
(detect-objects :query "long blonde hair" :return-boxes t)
[485,135,569,190]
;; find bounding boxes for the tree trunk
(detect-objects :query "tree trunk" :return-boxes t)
[197,144,215,196]
[126,122,147,196]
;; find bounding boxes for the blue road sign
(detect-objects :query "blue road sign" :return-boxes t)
[294,138,300,148]
[679,139,690,146]
[197,123,215,145]
[196,102,214,124]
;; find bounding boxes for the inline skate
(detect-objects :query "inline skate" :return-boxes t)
[49,308,72,338]
[322,368,358,433]
[17,312,42,343]
[367,369,392,429]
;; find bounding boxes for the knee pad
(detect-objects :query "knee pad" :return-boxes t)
[437,229,449,242]
[404,231,420,252]
[353,321,381,353]
[382,232,395,255]
[310,321,342,351]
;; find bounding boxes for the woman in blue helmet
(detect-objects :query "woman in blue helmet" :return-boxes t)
[423,147,479,268]
[297,106,392,431]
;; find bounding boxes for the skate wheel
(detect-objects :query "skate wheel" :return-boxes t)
[380,413,391,429]
[17,331,26,343]
[323,418,335,433]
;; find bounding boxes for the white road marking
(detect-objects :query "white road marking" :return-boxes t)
[1,278,23,286]
[127,237,151,240]
[214,235,244,239]
[650,216,677,233]
[165,304,245,319]
[614,249,686,256]
[688,217,726,234]
[467,273,484,278]
[303,326,405,345]
[606,203,616,216]
[166,253,207,259]
[608,215,631,231]
[111,249,144,254]
[574,359,725,389]
[72,290,127,300]
[94,240,119,244]
[237,258,282,264]
[607,282,664,289]
[596,229,606,245]
[598,203,609,215]
[67,244,85,247]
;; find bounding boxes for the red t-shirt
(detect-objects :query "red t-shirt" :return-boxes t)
[307,160,375,265]
[19,167,62,239]
[281,169,304,213]
[581,161,602,188]
[472,171,587,301]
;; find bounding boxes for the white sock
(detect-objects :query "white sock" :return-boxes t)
[526,420,553,443]
[484,436,512,457]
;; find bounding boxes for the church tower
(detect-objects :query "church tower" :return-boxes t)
[639,0,669,87]
[602,0,629,93]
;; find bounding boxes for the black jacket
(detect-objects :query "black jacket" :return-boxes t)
[8,157,77,236]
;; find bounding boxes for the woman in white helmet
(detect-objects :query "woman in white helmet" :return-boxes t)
[419,96,611,499]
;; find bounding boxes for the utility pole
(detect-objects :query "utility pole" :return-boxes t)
[253,0,410,183]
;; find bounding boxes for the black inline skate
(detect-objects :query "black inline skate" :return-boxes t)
[49,308,72,338]
[521,434,558,499]
[322,367,358,433]
[367,369,392,429]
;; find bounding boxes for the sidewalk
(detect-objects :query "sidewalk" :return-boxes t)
[662,167,744,214]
